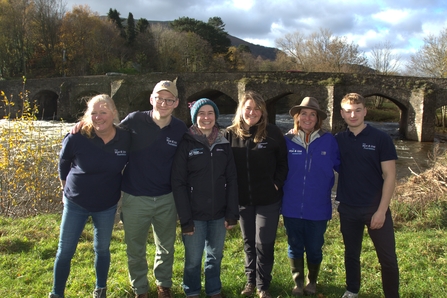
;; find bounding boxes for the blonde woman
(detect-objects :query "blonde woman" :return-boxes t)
[49,95,131,298]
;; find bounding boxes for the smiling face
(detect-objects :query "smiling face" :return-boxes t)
[242,99,262,129]
[150,90,179,120]
[90,101,116,133]
[196,104,216,135]
[297,108,318,134]
[340,102,367,129]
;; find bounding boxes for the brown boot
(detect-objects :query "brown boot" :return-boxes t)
[157,286,173,298]
[289,258,304,296]
[303,263,320,296]
[241,283,255,296]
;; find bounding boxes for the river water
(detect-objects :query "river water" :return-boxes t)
[2,116,444,182]
[218,114,447,182]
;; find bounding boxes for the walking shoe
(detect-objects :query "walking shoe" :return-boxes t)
[210,293,223,298]
[241,283,256,296]
[257,290,272,298]
[135,293,148,298]
[157,286,173,298]
[48,294,61,298]
[93,287,107,298]
[342,290,359,298]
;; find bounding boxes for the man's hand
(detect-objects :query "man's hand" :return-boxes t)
[370,210,386,229]
[70,121,84,134]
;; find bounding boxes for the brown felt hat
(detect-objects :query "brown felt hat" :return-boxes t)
[289,97,327,120]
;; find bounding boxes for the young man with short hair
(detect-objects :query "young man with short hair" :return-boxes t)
[335,93,399,298]
[120,80,188,298]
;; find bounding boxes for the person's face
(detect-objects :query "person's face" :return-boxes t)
[298,108,318,134]
[340,102,367,129]
[196,105,215,135]
[242,99,262,129]
[91,102,115,133]
[150,90,178,119]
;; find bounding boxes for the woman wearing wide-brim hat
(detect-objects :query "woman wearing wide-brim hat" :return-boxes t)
[282,96,340,296]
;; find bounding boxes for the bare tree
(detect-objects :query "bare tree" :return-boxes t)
[370,40,401,75]
[369,40,402,107]
[406,28,447,78]
[275,28,367,73]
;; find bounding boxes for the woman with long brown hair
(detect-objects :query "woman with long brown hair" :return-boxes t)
[224,91,288,298]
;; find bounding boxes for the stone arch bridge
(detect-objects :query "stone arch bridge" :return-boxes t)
[0,72,446,142]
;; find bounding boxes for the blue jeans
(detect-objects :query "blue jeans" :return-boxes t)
[51,197,117,297]
[182,217,227,296]
[283,217,328,264]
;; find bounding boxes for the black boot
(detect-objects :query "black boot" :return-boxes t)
[304,263,320,295]
[289,258,304,296]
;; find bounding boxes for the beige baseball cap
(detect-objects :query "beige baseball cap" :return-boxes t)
[152,80,178,97]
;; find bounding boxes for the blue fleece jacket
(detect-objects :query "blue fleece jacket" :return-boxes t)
[282,130,340,220]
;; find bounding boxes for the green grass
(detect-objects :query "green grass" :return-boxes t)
[0,211,446,297]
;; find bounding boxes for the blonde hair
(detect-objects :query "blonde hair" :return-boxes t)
[227,90,268,143]
[80,94,119,138]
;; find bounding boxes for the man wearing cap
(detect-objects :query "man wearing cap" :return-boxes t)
[120,80,188,298]
[282,97,340,296]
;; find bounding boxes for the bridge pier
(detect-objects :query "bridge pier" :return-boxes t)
[0,72,445,142]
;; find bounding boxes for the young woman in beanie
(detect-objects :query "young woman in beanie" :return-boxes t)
[224,91,288,298]
[171,98,239,298]
[282,97,340,296]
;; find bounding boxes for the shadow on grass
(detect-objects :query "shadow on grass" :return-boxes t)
[0,237,33,253]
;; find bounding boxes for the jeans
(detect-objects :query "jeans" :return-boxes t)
[51,197,117,297]
[121,192,177,295]
[182,217,227,296]
[338,203,400,297]
[239,200,280,291]
[283,216,328,264]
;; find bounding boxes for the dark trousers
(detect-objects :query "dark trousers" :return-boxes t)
[338,203,400,298]
[239,200,280,291]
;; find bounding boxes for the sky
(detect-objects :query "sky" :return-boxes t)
[64,0,447,69]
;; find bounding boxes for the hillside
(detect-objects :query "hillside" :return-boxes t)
[227,35,277,60]
[146,20,278,61]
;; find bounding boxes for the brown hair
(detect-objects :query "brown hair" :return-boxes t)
[80,94,119,138]
[292,110,323,133]
[227,90,268,143]
[340,93,366,106]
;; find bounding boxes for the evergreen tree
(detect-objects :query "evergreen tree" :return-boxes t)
[126,12,136,45]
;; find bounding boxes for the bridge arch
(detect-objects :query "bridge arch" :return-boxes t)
[32,90,59,120]
[0,72,445,141]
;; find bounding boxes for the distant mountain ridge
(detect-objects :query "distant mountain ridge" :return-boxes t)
[227,35,277,60]
[146,20,277,60]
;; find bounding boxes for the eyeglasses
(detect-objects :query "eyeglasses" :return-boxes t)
[154,96,176,106]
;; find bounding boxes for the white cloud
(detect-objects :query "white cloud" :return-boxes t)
[64,0,447,69]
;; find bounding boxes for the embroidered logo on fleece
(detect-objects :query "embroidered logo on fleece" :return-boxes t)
[189,148,204,157]
[257,142,268,149]
[289,148,303,155]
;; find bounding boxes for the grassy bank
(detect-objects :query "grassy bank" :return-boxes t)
[0,199,446,297]
[1,96,446,297]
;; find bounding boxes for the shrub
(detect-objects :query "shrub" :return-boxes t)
[0,79,65,217]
